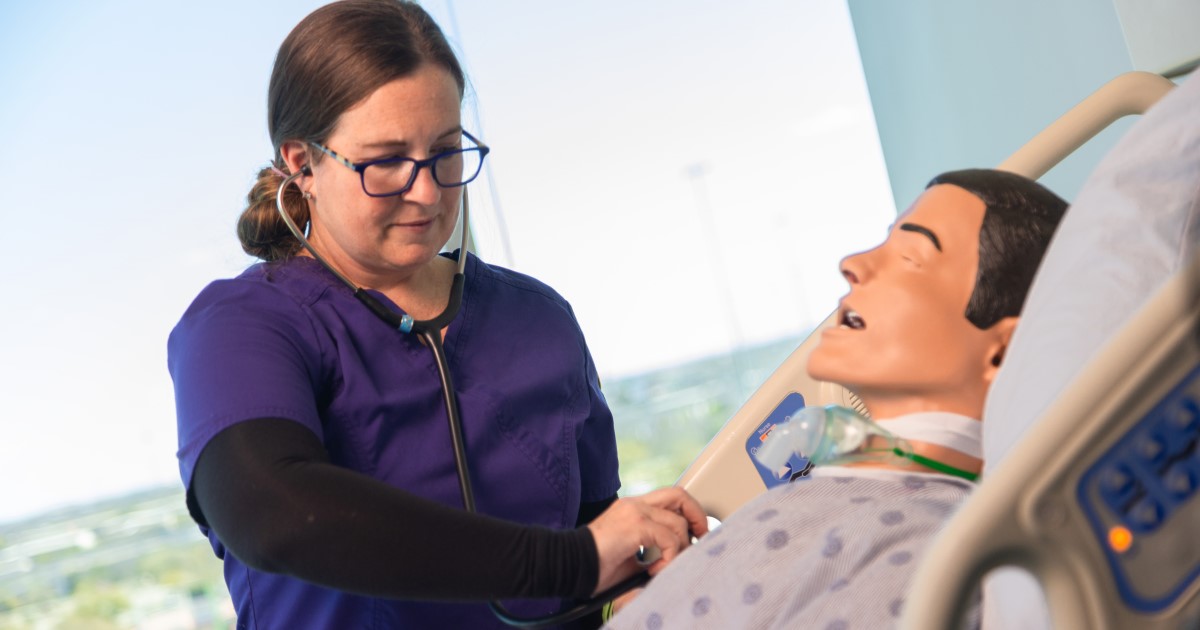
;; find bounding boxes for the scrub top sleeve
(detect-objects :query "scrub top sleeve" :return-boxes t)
[576,347,622,503]
[169,279,326,490]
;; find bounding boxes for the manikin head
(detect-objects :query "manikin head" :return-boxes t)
[808,169,1068,422]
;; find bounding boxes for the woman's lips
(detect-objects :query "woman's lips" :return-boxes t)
[390,218,435,231]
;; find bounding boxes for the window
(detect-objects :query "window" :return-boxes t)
[434,0,896,490]
[1,2,893,626]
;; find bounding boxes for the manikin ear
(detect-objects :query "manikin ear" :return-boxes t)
[981,316,1020,385]
[278,141,312,183]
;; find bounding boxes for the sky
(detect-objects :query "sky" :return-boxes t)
[0,0,894,523]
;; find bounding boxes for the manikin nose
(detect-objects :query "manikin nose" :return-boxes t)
[840,253,866,284]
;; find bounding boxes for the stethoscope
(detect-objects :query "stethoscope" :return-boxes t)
[276,166,649,628]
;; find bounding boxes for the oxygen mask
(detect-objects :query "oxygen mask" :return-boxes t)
[754,405,978,481]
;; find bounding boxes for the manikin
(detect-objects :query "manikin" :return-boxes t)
[605,168,1068,629]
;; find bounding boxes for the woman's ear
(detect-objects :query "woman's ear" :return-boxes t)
[279,141,311,179]
[982,316,1020,384]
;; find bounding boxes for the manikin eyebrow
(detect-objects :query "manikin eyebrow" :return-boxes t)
[899,222,942,252]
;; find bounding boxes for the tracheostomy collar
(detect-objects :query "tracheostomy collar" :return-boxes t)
[876,411,981,459]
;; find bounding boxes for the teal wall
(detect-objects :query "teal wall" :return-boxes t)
[847,0,1136,210]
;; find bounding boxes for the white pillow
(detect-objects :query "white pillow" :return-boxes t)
[981,70,1200,629]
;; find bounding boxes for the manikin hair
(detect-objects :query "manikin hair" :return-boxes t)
[926,169,1069,330]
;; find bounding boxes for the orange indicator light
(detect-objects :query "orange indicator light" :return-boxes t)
[1108,525,1133,553]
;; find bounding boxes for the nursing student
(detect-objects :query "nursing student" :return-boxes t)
[166,1,705,628]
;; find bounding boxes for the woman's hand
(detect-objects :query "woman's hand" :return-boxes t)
[586,487,709,596]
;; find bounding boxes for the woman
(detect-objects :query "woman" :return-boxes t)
[167,1,705,628]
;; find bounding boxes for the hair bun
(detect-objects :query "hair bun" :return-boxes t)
[237,164,307,261]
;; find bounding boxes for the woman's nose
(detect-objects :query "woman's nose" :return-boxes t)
[403,164,442,205]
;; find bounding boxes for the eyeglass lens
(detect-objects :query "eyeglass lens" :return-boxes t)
[362,149,484,195]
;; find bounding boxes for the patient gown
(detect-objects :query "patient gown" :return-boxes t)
[605,468,976,629]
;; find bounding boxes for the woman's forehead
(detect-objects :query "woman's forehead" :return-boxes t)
[331,66,463,146]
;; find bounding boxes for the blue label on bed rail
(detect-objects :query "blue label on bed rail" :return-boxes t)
[746,392,813,487]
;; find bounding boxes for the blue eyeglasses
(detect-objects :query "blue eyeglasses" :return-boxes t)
[309,130,490,197]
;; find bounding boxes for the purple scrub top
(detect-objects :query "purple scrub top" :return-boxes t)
[169,252,621,628]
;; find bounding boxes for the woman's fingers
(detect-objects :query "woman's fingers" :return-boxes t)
[587,487,711,594]
[638,487,710,538]
[641,504,692,555]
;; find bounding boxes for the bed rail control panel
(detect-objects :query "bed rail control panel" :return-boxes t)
[1079,363,1200,612]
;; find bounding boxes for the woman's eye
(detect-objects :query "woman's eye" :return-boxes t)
[367,156,410,170]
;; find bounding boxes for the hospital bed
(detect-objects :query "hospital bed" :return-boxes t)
[676,70,1199,627]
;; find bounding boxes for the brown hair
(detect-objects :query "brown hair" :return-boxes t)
[237,0,466,261]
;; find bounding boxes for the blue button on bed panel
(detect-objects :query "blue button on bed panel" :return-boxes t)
[1100,463,1140,510]
[1137,434,1168,466]
[1163,462,1196,498]
[1153,424,1193,460]
[1127,495,1165,531]
[1169,399,1198,433]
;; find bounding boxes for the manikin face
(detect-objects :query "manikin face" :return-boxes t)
[808,184,1009,418]
[287,64,464,286]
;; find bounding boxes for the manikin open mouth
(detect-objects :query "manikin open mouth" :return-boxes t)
[840,308,866,330]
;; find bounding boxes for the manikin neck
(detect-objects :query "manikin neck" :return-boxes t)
[848,406,984,478]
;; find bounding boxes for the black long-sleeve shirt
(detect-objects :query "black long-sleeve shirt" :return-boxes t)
[188,418,616,603]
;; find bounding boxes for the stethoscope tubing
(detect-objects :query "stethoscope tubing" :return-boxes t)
[275,166,639,627]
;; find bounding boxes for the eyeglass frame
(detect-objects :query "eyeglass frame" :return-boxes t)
[308,130,490,198]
